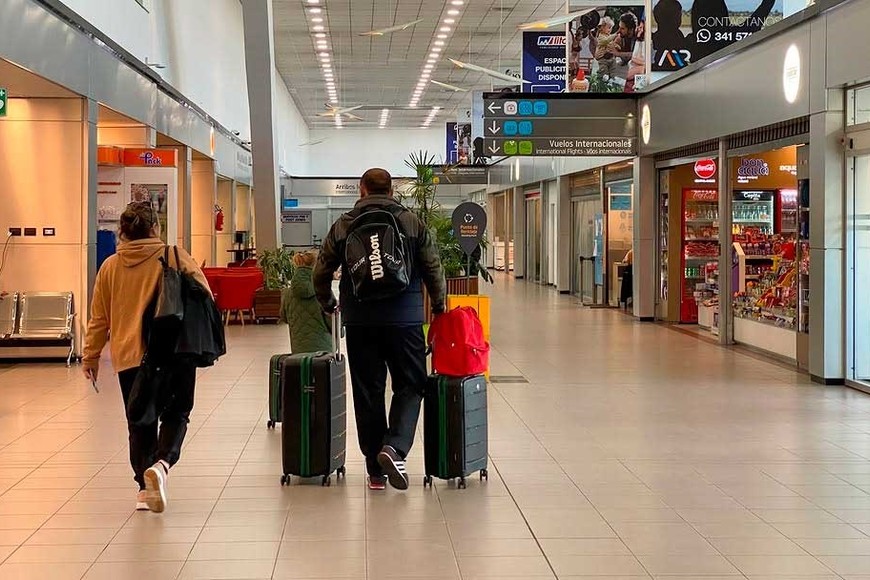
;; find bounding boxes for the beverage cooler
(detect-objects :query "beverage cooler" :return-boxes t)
[681,189,719,323]
[732,190,774,236]
[777,188,799,234]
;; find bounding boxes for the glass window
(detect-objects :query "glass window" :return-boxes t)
[848,85,870,126]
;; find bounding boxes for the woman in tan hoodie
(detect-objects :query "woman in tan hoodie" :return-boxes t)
[83,201,209,513]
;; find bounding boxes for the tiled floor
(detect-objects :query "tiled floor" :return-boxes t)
[2,278,870,579]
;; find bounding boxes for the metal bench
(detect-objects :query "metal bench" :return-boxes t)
[0,292,76,366]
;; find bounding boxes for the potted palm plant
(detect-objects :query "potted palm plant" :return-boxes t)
[398,151,493,322]
[255,248,295,322]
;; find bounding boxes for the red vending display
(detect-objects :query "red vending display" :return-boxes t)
[681,189,719,323]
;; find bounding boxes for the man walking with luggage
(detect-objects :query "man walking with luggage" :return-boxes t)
[313,168,446,490]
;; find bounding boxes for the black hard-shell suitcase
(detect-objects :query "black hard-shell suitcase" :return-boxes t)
[423,374,488,489]
[279,315,347,486]
[267,354,291,428]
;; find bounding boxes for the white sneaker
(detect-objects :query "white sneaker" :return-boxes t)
[135,490,149,511]
[143,461,169,513]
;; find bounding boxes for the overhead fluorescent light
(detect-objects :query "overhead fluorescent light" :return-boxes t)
[447,9,460,15]
[518,9,595,31]
[448,58,531,84]
[359,18,424,37]
[431,79,469,92]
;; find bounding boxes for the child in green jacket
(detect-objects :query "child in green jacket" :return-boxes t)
[280,251,334,353]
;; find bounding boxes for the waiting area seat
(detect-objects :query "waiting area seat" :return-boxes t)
[202,267,265,325]
[0,291,76,366]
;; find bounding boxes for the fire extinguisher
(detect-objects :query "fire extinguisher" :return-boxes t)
[214,205,224,232]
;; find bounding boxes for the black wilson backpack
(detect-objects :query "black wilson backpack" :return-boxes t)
[344,207,411,301]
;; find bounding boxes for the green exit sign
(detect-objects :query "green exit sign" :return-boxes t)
[0,88,6,118]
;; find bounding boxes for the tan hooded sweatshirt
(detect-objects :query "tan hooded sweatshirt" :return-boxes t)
[83,238,210,373]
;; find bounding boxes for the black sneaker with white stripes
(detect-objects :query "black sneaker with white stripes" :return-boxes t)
[377,445,409,490]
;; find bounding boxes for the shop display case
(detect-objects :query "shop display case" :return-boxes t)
[797,178,810,334]
[681,188,719,323]
[733,190,774,235]
[777,188,799,233]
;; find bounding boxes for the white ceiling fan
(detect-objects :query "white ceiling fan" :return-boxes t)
[447,58,530,86]
[316,103,365,121]
[518,9,595,31]
[359,18,424,37]
[430,80,469,93]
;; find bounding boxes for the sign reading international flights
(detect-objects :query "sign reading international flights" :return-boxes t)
[483,93,636,157]
[522,32,567,93]
[451,202,487,256]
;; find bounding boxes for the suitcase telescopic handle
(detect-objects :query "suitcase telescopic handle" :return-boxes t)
[332,308,342,359]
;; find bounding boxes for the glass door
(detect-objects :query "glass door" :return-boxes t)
[526,197,542,283]
[850,153,870,382]
[572,198,598,303]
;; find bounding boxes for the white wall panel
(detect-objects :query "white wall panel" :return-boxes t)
[58,0,151,59]
[825,0,870,88]
[305,129,444,177]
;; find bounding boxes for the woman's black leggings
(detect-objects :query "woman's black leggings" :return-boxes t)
[118,362,196,490]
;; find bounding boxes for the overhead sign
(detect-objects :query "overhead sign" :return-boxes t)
[432,165,488,185]
[0,88,6,118]
[451,202,488,256]
[522,31,567,93]
[482,93,636,157]
[694,158,717,180]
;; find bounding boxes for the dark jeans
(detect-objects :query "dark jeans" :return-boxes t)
[118,362,196,490]
[345,325,427,476]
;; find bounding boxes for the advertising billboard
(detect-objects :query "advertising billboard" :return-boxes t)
[446,122,472,165]
[567,5,646,93]
[651,0,784,73]
[522,31,568,93]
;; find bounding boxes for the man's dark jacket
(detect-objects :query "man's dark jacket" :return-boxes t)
[313,195,447,326]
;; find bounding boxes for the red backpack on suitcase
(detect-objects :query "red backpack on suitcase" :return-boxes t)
[428,306,490,377]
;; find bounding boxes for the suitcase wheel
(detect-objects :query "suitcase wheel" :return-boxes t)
[280,474,289,486]
[321,475,331,487]
[480,469,489,481]
[423,475,433,488]
[267,420,275,429]
[458,477,467,490]
[336,466,346,478]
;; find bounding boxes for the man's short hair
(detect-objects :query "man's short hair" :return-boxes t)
[361,168,392,195]
[619,12,638,30]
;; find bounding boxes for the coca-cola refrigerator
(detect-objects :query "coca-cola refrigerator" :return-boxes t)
[681,188,719,323]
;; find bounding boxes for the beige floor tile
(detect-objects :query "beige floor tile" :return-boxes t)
[97,542,193,562]
[549,554,648,576]
[272,557,366,579]
[177,558,275,579]
[278,540,365,560]
[729,554,835,576]
[111,525,203,545]
[83,561,186,580]
[796,538,870,556]
[539,538,632,556]
[636,553,741,576]
[818,556,870,576]
[189,541,279,561]
[774,522,868,539]
[0,561,90,580]
[708,536,806,555]
[368,540,459,578]
[451,537,542,558]
[6,544,104,564]
[457,555,552,577]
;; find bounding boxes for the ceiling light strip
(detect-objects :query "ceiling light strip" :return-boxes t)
[408,2,465,109]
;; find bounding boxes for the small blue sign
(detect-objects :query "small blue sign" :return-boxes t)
[518,121,533,136]
[503,121,518,136]
[533,101,549,116]
[282,198,299,210]
[518,101,533,116]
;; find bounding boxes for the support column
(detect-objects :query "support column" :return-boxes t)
[633,157,656,320]
[809,92,846,383]
[241,0,281,250]
[557,176,572,293]
[718,138,733,345]
[83,99,98,323]
[513,186,526,279]
[181,147,193,252]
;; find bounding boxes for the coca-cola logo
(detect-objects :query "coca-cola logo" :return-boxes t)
[694,159,717,180]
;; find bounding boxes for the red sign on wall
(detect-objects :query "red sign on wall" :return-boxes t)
[694,159,717,180]
[686,188,718,202]
[123,149,178,168]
